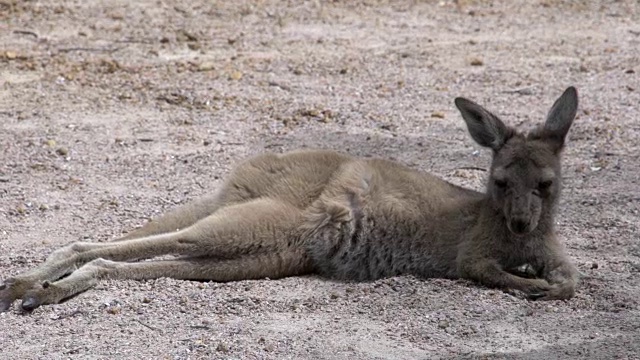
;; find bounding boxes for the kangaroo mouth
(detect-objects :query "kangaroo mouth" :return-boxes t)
[507,220,534,236]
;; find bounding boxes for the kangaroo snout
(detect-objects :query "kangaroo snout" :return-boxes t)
[505,193,540,235]
[508,217,533,235]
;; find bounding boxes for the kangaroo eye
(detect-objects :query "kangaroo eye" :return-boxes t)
[494,179,507,188]
[538,180,553,190]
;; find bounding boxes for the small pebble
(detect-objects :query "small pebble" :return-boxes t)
[197,62,215,72]
[469,58,483,66]
[229,71,243,80]
[106,306,121,315]
[216,343,230,353]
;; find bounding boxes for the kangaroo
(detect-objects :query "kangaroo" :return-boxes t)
[0,87,580,312]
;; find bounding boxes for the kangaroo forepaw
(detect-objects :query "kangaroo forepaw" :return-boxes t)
[510,277,552,297]
[509,263,538,279]
[528,282,575,301]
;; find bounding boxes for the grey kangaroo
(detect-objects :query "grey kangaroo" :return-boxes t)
[0,87,580,312]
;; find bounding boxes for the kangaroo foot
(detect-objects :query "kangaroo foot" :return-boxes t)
[0,277,34,312]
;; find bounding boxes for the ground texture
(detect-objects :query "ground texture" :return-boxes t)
[1,0,639,359]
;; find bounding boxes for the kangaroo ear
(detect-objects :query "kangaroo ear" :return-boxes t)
[543,86,578,152]
[455,97,512,151]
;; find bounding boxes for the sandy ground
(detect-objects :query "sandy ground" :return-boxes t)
[1,0,639,359]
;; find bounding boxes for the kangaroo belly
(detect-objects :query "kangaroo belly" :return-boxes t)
[302,209,395,281]
[302,201,461,281]
[301,176,451,280]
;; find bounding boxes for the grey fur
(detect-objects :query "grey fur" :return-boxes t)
[0,87,580,312]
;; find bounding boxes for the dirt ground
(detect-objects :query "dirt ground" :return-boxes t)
[1,0,639,359]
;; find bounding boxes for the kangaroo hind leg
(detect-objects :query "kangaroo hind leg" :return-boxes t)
[116,158,288,242]
[21,250,310,311]
[0,230,202,312]
[115,191,226,241]
[2,198,306,312]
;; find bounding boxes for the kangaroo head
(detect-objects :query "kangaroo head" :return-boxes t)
[454,87,579,235]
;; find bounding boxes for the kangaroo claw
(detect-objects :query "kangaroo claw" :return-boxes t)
[528,292,545,300]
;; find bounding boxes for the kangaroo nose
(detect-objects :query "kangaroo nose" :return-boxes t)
[510,219,529,234]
